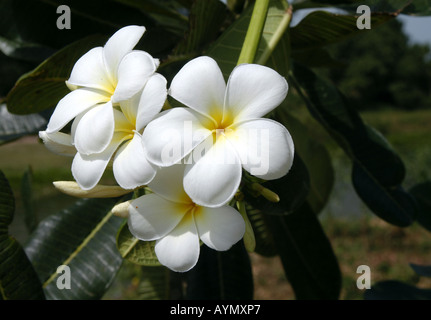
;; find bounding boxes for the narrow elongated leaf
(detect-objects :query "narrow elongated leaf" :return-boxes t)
[116,222,161,266]
[365,280,431,300]
[266,202,341,300]
[291,62,416,226]
[185,242,253,299]
[0,104,46,145]
[24,197,124,300]
[0,171,45,300]
[7,35,107,115]
[410,182,431,232]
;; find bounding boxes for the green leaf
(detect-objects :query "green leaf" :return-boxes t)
[0,35,54,63]
[290,10,395,51]
[137,266,171,300]
[173,0,228,55]
[275,110,334,214]
[111,0,188,36]
[6,35,107,115]
[0,0,154,50]
[365,280,431,300]
[410,263,431,278]
[205,2,252,76]
[244,154,310,216]
[24,198,124,300]
[0,170,45,300]
[116,222,161,266]
[291,62,416,226]
[314,0,431,16]
[291,47,343,68]
[206,0,292,78]
[266,202,342,299]
[410,182,431,232]
[0,52,35,97]
[21,166,37,234]
[352,163,417,227]
[246,204,277,257]
[185,242,254,299]
[255,1,292,71]
[0,104,46,145]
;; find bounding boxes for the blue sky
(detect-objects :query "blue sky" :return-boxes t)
[398,15,431,46]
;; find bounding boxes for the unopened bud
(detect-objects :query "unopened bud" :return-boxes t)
[53,181,131,198]
[251,183,280,203]
[112,200,132,218]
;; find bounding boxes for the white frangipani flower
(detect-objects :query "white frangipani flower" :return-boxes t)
[40,72,167,190]
[142,56,294,208]
[45,25,159,157]
[127,164,245,272]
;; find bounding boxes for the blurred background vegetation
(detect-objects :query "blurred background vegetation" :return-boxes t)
[1,0,430,299]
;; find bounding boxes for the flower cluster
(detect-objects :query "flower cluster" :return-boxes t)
[40,26,294,272]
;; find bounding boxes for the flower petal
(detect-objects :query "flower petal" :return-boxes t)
[135,73,167,131]
[111,50,158,103]
[103,25,146,82]
[39,131,75,156]
[195,205,245,251]
[128,193,189,241]
[184,134,242,207]
[228,118,294,180]
[74,101,115,155]
[67,47,114,93]
[46,88,109,133]
[113,108,134,132]
[148,164,190,204]
[118,73,167,130]
[169,56,226,121]
[224,64,288,122]
[154,213,200,272]
[113,133,157,189]
[71,133,125,190]
[142,108,212,167]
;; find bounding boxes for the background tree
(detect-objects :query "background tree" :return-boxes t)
[325,18,431,110]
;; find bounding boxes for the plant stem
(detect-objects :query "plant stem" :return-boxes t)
[237,0,270,65]
[256,4,293,66]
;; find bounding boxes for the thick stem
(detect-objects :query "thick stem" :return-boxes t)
[256,5,293,66]
[237,0,270,65]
